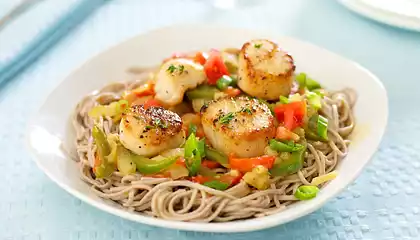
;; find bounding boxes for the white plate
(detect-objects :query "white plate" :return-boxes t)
[26,25,388,232]
[339,0,420,31]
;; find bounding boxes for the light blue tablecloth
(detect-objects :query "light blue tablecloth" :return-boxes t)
[1,0,420,239]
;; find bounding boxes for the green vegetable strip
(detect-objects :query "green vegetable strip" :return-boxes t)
[270,144,306,177]
[317,115,328,140]
[216,75,233,90]
[197,138,206,158]
[294,185,319,200]
[306,92,322,110]
[305,77,321,91]
[205,147,229,167]
[279,96,289,104]
[295,73,307,88]
[184,133,202,176]
[186,85,219,100]
[203,180,229,190]
[269,139,305,152]
[295,72,321,91]
[132,155,177,174]
[92,125,115,178]
[306,114,328,141]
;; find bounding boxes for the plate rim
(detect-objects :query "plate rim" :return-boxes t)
[26,24,389,233]
[338,0,420,31]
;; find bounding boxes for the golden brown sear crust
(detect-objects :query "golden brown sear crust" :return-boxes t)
[201,97,275,157]
[238,39,295,100]
[201,97,275,140]
[123,105,182,145]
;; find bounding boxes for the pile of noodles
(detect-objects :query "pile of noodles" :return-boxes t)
[72,70,356,222]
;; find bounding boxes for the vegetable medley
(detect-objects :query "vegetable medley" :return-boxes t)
[88,40,339,201]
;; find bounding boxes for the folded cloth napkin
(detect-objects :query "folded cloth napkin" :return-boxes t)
[0,0,108,86]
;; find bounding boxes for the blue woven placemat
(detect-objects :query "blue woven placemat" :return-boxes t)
[1,0,419,239]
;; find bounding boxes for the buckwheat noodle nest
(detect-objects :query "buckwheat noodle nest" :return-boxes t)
[72,69,356,222]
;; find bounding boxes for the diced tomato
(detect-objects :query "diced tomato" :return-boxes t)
[191,175,210,184]
[194,52,208,65]
[219,172,243,186]
[204,50,229,84]
[229,155,276,173]
[224,86,241,97]
[143,99,162,109]
[201,160,220,169]
[274,101,306,130]
[132,82,155,97]
[176,157,186,167]
[275,126,300,141]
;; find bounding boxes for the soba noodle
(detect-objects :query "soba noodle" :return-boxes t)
[72,70,355,222]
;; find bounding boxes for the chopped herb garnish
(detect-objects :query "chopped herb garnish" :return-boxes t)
[145,125,153,130]
[254,43,262,49]
[178,65,185,73]
[153,119,168,129]
[167,64,176,73]
[167,64,185,75]
[219,112,235,124]
[241,107,252,114]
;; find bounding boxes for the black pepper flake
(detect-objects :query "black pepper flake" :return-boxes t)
[140,135,144,139]
[138,146,142,148]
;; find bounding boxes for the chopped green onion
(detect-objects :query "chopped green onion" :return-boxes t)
[295,73,307,88]
[317,115,328,140]
[270,145,306,177]
[186,85,219,100]
[306,92,322,110]
[295,72,321,91]
[307,114,329,141]
[184,133,202,176]
[294,185,319,200]
[88,99,129,122]
[269,139,305,152]
[289,93,303,102]
[279,96,289,104]
[216,75,234,90]
[198,138,206,158]
[313,89,326,97]
[203,180,229,190]
[92,125,115,178]
[306,77,321,91]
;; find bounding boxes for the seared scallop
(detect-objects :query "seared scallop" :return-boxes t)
[201,97,275,158]
[154,58,206,106]
[119,105,185,157]
[237,39,295,100]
